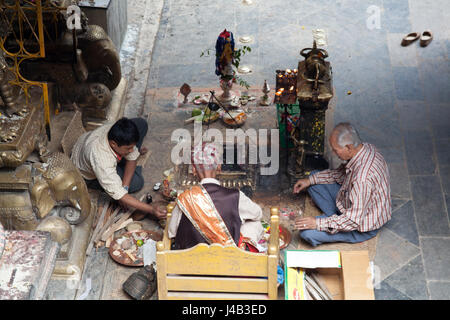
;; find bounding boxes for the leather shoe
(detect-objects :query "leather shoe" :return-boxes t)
[401,32,420,46]
[420,30,433,47]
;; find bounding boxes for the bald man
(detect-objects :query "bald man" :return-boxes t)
[293,122,392,247]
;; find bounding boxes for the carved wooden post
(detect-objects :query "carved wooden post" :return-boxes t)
[267,207,280,299]
[156,202,175,300]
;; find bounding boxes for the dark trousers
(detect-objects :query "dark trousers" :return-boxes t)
[85,118,148,194]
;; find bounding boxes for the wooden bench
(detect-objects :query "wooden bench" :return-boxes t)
[156,205,280,300]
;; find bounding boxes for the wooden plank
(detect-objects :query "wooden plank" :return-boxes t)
[166,291,269,300]
[100,215,133,242]
[305,280,323,300]
[267,207,280,299]
[99,250,137,300]
[156,251,168,300]
[305,275,326,300]
[161,205,174,250]
[75,247,110,300]
[164,243,268,277]
[309,271,333,300]
[86,200,110,256]
[92,203,104,231]
[166,276,268,293]
[267,254,278,299]
[94,207,121,244]
[100,194,147,243]
[340,251,375,300]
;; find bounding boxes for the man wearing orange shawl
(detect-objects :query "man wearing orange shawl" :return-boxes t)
[168,143,264,251]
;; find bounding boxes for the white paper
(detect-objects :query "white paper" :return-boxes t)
[286,250,341,269]
[143,239,157,267]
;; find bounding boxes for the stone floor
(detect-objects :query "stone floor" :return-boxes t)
[144,0,450,300]
[48,0,449,300]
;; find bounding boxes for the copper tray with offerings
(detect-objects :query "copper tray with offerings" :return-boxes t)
[109,230,163,267]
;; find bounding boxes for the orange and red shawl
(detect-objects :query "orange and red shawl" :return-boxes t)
[176,185,236,247]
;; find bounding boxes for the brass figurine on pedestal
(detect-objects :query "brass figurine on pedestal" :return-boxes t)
[287,40,334,179]
[215,30,236,104]
[259,80,271,106]
[180,83,191,104]
[0,52,49,168]
[298,41,333,103]
[0,53,23,118]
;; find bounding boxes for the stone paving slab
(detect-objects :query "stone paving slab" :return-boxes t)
[383,255,429,300]
[421,237,450,281]
[374,227,420,282]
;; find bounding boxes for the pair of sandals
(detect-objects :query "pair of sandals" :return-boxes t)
[401,31,433,47]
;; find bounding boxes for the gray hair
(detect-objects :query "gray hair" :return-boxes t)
[333,123,361,147]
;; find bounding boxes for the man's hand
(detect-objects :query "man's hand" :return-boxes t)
[150,206,167,219]
[294,217,317,230]
[293,178,311,194]
[118,198,130,211]
[118,194,167,219]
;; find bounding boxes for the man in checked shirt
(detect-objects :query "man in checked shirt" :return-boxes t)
[293,122,392,247]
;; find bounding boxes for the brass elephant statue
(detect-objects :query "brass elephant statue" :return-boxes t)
[1,0,121,112]
[0,152,91,245]
[31,152,91,225]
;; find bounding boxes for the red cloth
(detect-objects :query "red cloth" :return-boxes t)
[219,29,231,39]
[113,150,122,161]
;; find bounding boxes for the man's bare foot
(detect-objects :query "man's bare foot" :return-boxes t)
[139,147,148,155]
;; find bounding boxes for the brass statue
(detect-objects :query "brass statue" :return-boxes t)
[0,1,94,244]
[289,133,308,177]
[32,152,91,225]
[297,41,333,103]
[0,53,23,117]
[0,51,49,168]
[1,1,122,120]
[0,0,101,275]
[0,152,91,244]
[286,41,334,180]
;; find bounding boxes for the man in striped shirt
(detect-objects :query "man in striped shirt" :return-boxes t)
[293,123,391,247]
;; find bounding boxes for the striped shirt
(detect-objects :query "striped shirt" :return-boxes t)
[309,143,391,234]
[71,123,140,200]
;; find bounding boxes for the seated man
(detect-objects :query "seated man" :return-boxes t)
[168,143,264,251]
[71,117,166,219]
[293,122,391,247]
